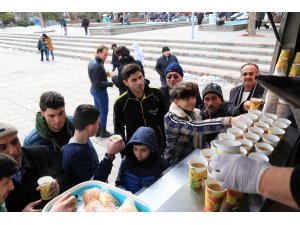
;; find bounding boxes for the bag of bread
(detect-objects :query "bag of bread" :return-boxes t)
[99,188,118,209]
[82,188,101,204]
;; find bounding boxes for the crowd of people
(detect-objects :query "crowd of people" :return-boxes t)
[1,41,300,213]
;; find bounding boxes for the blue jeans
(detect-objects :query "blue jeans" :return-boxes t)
[45,47,54,60]
[90,88,109,128]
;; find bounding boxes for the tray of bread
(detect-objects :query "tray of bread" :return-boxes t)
[42,180,152,212]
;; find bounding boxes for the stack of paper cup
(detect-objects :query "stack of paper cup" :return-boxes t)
[263,90,278,114]
[275,98,291,119]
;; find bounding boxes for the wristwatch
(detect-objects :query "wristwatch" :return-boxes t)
[104,153,115,161]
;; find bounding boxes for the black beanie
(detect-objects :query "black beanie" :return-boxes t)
[162,46,170,53]
[202,83,223,101]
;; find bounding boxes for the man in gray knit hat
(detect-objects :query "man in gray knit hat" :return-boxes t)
[0,122,63,211]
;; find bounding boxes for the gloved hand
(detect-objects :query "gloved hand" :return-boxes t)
[106,137,125,155]
[210,154,272,194]
[107,82,114,87]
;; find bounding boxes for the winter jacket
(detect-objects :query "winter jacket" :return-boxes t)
[44,37,54,51]
[229,82,265,107]
[164,103,231,165]
[155,53,178,77]
[23,113,74,183]
[160,86,204,112]
[37,40,45,51]
[111,54,145,95]
[111,51,120,68]
[88,56,111,90]
[62,139,114,188]
[5,146,67,212]
[200,101,246,146]
[82,17,89,27]
[115,127,170,193]
[114,84,166,151]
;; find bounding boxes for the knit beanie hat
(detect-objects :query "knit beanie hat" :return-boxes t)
[0,122,18,139]
[202,83,223,101]
[165,62,184,77]
[162,46,170,53]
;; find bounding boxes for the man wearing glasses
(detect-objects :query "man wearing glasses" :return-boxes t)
[160,62,203,112]
[229,63,265,106]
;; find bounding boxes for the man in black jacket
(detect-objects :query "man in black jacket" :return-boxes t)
[155,46,178,87]
[111,46,145,95]
[114,63,166,157]
[88,45,114,138]
[0,122,63,212]
[229,63,265,107]
[160,62,203,112]
[201,83,249,145]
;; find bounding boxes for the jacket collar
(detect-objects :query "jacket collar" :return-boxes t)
[127,83,152,99]
[169,102,200,120]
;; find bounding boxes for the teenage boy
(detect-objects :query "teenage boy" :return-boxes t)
[164,82,241,165]
[62,104,125,188]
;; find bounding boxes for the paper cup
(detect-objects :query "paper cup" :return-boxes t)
[225,189,244,211]
[109,134,123,142]
[204,177,226,212]
[240,147,247,155]
[242,113,258,122]
[248,126,264,138]
[268,126,285,140]
[218,132,235,141]
[243,132,260,144]
[254,121,270,133]
[188,156,208,189]
[254,142,274,156]
[239,117,253,127]
[214,140,241,154]
[259,116,274,125]
[232,120,247,132]
[276,118,292,126]
[250,98,264,110]
[210,140,218,154]
[262,113,278,121]
[236,138,253,153]
[227,127,243,139]
[200,148,215,162]
[37,176,54,201]
[262,134,280,148]
[249,109,262,117]
[248,152,269,162]
[271,121,288,131]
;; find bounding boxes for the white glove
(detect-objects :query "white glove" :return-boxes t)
[210,154,272,194]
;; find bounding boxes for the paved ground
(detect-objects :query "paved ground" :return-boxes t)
[0,24,275,183]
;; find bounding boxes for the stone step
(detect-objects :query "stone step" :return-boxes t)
[0,43,245,81]
[0,35,272,64]
[0,33,275,48]
[0,39,271,73]
[0,33,274,56]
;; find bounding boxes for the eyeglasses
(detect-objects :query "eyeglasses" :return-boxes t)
[166,74,180,79]
[241,72,255,76]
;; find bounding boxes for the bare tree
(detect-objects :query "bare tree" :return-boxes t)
[247,12,256,36]
[38,12,46,28]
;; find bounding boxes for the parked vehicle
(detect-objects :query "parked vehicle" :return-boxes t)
[236,12,249,21]
[229,12,243,21]
[173,16,188,22]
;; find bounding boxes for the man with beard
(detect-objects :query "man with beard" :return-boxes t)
[201,83,250,145]
[113,63,166,157]
[229,63,265,107]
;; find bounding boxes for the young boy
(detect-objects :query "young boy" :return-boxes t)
[62,104,125,188]
[164,82,240,165]
[115,126,170,194]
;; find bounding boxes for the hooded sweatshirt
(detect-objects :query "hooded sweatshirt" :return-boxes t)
[115,126,170,193]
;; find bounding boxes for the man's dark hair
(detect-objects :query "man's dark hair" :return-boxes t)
[39,91,65,112]
[73,104,100,131]
[111,43,117,49]
[121,63,142,80]
[96,45,108,54]
[240,63,260,73]
[115,46,130,57]
[0,153,18,180]
[170,82,199,100]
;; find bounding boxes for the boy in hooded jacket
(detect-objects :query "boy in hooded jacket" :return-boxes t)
[115,126,170,194]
